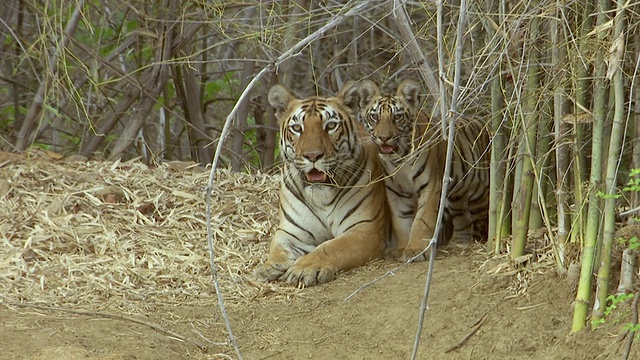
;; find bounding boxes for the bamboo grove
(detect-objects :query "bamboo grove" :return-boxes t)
[1,0,639,334]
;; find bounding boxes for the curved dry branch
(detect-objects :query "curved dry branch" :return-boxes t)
[203,2,388,359]
[389,1,441,114]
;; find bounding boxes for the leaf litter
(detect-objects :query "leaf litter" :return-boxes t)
[0,151,305,316]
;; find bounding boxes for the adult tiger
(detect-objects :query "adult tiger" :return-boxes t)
[254,83,390,287]
[354,79,490,262]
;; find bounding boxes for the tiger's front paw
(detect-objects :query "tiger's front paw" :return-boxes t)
[254,260,292,282]
[282,255,337,287]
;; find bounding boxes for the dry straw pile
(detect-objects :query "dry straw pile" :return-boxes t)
[0,151,299,313]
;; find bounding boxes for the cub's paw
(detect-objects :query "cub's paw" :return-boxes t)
[384,247,405,262]
[399,246,429,263]
[254,261,291,282]
[282,256,337,287]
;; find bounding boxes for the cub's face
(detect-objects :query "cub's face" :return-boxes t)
[361,96,414,157]
[355,79,422,158]
[268,85,359,185]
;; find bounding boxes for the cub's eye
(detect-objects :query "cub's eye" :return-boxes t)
[369,113,380,123]
[393,113,404,122]
[325,121,339,131]
[290,124,303,133]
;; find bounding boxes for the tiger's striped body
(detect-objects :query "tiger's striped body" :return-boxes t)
[355,79,490,261]
[254,84,389,286]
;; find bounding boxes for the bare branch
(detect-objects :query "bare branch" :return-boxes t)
[411,0,468,358]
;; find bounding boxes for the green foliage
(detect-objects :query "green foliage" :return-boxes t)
[622,322,640,333]
[623,168,640,193]
[591,293,634,327]
[617,236,640,251]
[595,190,621,200]
[204,72,238,100]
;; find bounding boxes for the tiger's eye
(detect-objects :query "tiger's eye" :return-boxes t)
[394,113,404,122]
[369,113,380,123]
[325,122,339,131]
[290,124,302,133]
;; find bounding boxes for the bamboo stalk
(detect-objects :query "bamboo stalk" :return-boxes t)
[486,0,508,249]
[511,4,541,259]
[529,102,552,231]
[572,0,611,333]
[631,32,640,212]
[591,1,627,326]
[436,0,448,137]
[571,1,595,245]
[552,1,571,271]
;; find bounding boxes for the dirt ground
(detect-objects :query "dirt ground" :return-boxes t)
[2,248,636,360]
[0,153,640,360]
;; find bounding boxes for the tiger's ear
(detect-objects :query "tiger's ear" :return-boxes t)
[268,85,295,119]
[397,79,421,110]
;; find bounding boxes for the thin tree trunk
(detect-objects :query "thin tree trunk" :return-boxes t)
[230,60,256,171]
[16,0,85,150]
[176,63,212,165]
[79,76,144,157]
[262,72,279,169]
[109,0,175,161]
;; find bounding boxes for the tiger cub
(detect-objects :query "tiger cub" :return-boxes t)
[254,83,390,286]
[354,79,490,262]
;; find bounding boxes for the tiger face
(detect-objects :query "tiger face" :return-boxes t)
[355,79,422,159]
[269,85,361,186]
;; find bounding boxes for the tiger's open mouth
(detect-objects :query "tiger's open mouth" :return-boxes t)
[379,144,397,154]
[305,168,330,183]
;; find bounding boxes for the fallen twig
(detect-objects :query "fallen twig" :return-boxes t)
[445,291,509,353]
[622,291,640,360]
[445,315,488,353]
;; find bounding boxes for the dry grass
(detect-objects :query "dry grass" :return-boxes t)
[0,150,304,315]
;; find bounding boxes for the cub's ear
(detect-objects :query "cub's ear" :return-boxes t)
[338,80,360,114]
[397,79,421,110]
[338,79,380,114]
[268,85,295,119]
[355,79,380,110]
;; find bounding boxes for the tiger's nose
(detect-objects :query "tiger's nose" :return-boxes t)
[303,151,324,162]
[378,136,391,143]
